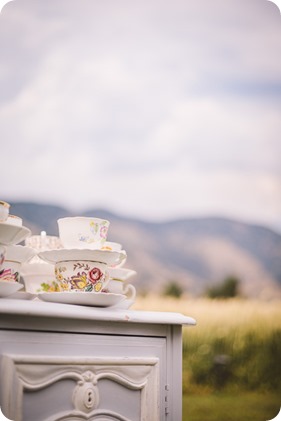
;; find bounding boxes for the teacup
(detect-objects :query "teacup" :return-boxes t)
[0,201,10,222]
[25,233,62,251]
[0,245,36,283]
[0,261,21,283]
[105,280,136,300]
[58,217,110,250]
[55,260,110,292]
[21,262,59,293]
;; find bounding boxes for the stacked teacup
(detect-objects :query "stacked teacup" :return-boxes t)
[22,232,62,293]
[0,201,35,297]
[38,216,137,306]
[0,200,10,223]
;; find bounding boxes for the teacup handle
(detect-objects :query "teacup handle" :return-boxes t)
[103,270,110,289]
[123,284,136,301]
[118,251,127,266]
[112,251,127,268]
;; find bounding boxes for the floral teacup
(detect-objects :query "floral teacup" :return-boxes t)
[21,262,59,293]
[58,217,110,250]
[55,260,110,292]
[0,245,36,284]
[0,261,21,283]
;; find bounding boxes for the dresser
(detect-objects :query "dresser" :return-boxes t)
[0,299,195,421]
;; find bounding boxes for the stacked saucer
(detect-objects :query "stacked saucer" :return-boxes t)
[33,216,137,308]
[0,201,34,298]
[21,231,62,294]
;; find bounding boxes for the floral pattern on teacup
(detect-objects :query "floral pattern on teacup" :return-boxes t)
[55,262,105,292]
[38,281,61,293]
[78,220,109,245]
[0,268,19,283]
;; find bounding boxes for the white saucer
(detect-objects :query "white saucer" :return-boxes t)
[5,291,36,300]
[110,298,135,310]
[5,245,37,263]
[0,281,23,297]
[38,249,127,267]
[37,291,126,307]
[0,223,31,246]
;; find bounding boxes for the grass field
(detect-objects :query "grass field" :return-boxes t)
[132,295,281,421]
[183,392,281,421]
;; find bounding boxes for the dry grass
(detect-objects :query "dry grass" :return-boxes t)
[132,294,281,339]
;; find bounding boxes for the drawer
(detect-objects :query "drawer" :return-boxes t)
[0,330,166,421]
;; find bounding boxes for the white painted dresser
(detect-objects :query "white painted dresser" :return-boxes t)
[0,299,195,421]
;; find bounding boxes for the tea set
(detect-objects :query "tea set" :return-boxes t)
[0,201,137,309]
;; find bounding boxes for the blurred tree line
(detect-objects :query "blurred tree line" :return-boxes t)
[162,275,240,299]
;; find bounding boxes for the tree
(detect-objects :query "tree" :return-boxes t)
[162,280,183,298]
[206,275,240,299]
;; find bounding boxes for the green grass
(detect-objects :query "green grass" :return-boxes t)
[182,328,281,392]
[183,391,281,421]
[179,298,281,393]
[133,296,281,419]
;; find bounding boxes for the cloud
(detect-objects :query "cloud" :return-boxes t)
[0,0,281,230]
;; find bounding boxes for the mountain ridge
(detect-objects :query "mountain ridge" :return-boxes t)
[7,201,281,299]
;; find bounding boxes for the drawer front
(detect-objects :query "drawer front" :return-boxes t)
[0,331,166,421]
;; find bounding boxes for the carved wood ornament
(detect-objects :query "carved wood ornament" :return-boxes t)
[0,355,160,421]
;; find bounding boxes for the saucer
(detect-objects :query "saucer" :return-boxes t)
[0,281,23,297]
[37,291,126,307]
[5,245,37,263]
[0,222,31,246]
[38,249,127,267]
[110,298,135,310]
[5,291,36,300]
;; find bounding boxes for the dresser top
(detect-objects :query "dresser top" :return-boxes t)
[0,298,196,326]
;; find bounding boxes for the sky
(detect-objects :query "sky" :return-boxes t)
[0,0,281,231]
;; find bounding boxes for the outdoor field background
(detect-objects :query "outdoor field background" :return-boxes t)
[133,296,281,421]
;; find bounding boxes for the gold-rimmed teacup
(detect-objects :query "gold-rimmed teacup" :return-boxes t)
[55,260,110,293]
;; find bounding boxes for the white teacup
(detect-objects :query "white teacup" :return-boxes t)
[55,260,110,292]
[25,233,62,251]
[58,217,110,250]
[21,262,59,293]
[0,201,10,222]
[106,280,136,300]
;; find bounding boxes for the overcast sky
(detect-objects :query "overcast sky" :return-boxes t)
[1,0,281,231]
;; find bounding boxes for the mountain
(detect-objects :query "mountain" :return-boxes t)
[8,201,281,299]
